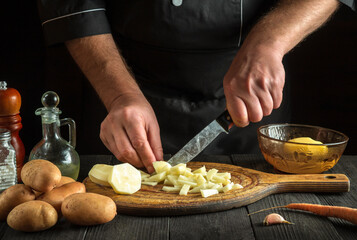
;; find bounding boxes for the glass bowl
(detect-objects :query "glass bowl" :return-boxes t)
[257,124,349,174]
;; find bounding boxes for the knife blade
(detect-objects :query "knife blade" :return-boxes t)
[167,110,233,166]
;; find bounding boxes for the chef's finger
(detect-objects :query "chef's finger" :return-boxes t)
[99,123,125,162]
[125,124,156,173]
[255,86,274,116]
[147,120,164,162]
[113,126,144,168]
[100,132,124,163]
[99,131,114,157]
[267,74,284,109]
[270,85,283,109]
[226,97,249,127]
[241,93,263,123]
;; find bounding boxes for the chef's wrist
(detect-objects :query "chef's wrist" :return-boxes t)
[104,90,145,112]
[241,39,285,61]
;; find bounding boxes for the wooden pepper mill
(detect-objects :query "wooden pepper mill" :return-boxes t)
[0,81,25,182]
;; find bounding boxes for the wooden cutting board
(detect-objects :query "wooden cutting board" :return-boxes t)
[83,162,349,216]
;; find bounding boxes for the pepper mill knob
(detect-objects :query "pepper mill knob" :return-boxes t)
[0,81,21,116]
[41,91,60,108]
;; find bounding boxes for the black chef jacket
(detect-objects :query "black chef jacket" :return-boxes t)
[36,0,355,155]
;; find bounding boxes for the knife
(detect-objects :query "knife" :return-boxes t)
[167,110,234,166]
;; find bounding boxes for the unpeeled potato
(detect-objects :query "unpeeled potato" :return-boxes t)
[34,176,76,197]
[61,193,116,226]
[56,176,76,188]
[0,184,35,221]
[7,200,58,232]
[21,159,62,192]
[37,182,86,214]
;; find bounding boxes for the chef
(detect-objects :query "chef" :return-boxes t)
[38,0,350,173]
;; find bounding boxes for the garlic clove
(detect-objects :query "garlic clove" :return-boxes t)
[263,213,294,226]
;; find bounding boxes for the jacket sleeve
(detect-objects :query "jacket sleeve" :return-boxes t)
[339,0,356,10]
[37,0,111,46]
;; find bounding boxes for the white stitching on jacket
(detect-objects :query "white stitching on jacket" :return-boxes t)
[238,0,243,47]
[42,8,106,26]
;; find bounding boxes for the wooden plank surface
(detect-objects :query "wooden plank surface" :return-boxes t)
[314,155,357,239]
[84,214,169,240]
[232,154,357,240]
[1,154,356,240]
[248,194,344,240]
[169,208,255,240]
[0,218,88,240]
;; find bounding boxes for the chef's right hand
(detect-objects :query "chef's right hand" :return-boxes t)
[100,92,163,173]
[223,43,285,127]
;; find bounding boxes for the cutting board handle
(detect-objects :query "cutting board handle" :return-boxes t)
[270,174,350,193]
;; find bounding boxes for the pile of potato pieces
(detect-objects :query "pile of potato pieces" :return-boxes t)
[141,161,243,198]
[0,159,116,232]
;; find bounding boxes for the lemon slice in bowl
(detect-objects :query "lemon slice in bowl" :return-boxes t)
[108,163,141,194]
[88,164,113,186]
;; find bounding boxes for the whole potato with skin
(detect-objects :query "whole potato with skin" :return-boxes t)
[62,193,117,226]
[32,190,43,198]
[7,200,58,232]
[37,182,86,214]
[33,176,76,198]
[21,159,61,192]
[56,176,76,188]
[0,184,35,221]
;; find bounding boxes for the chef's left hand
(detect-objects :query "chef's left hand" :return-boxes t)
[223,42,285,127]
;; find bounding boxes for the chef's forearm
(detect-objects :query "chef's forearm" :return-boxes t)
[243,0,339,57]
[65,34,141,111]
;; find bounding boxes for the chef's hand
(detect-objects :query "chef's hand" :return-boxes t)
[223,43,285,127]
[100,92,163,173]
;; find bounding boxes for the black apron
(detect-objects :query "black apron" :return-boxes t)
[105,0,289,154]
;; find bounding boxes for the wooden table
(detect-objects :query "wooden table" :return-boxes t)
[1,154,357,240]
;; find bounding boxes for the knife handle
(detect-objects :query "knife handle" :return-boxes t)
[216,110,234,132]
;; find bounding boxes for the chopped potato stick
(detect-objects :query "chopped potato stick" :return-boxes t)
[141,181,158,186]
[177,179,197,187]
[195,174,207,186]
[189,184,207,193]
[206,169,218,181]
[193,166,206,175]
[146,172,166,183]
[162,186,181,192]
[170,163,186,175]
[179,184,191,196]
[201,189,218,198]
[232,183,243,190]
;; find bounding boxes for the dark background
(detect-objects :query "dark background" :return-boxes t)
[1,1,357,157]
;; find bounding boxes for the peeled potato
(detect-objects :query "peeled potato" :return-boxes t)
[153,161,171,174]
[284,137,328,156]
[108,163,141,194]
[88,164,113,186]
